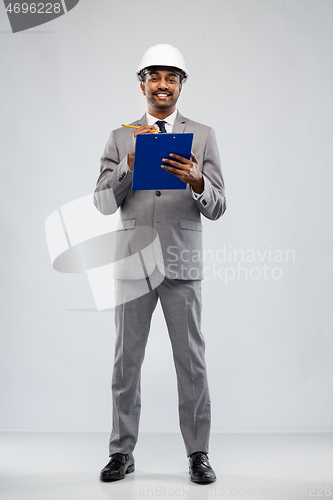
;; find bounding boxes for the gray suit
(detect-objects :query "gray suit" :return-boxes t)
[94,111,226,457]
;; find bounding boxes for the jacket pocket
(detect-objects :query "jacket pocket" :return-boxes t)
[179,219,202,232]
[116,219,136,231]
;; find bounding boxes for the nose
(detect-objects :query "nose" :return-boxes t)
[158,78,168,90]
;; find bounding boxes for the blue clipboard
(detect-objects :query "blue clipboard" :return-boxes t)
[132,133,193,190]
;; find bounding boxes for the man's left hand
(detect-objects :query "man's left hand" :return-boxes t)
[161,152,204,194]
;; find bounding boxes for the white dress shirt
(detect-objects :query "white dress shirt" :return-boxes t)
[146,110,177,133]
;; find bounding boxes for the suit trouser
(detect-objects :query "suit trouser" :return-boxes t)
[109,271,211,458]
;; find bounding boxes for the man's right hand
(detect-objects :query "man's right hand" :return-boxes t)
[127,125,157,171]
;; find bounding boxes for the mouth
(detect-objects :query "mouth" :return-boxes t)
[154,93,171,99]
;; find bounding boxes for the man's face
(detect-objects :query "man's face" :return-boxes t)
[140,69,182,114]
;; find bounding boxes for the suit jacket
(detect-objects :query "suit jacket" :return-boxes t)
[94,111,226,280]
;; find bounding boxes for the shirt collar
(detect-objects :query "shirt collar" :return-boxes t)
[146,109,178,128]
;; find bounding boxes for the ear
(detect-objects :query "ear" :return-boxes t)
[140,81,146,95]
[179,82,183,94]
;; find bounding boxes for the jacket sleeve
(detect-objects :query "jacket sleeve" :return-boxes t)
[193,127,226,220]
[93,130,133,215]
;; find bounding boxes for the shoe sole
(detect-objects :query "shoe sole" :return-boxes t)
[190,474,216,484]
[100,464,135,482]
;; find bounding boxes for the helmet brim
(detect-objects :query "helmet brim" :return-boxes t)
[137,65,188,83]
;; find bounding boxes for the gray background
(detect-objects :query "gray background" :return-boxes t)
[1,0,332,433]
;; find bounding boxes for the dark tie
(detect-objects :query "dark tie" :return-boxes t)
[155,120,167,133]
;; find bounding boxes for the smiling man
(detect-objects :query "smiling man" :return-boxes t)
[94,44,226,484]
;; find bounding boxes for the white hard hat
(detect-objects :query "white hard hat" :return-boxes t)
[137,44,189,82]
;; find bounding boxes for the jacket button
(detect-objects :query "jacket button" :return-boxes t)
[156,191,161,197]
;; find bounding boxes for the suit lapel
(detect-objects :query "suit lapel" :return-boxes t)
[172,110,186,133]
[131,114,147,127]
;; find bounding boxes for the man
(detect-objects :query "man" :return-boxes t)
[94,44,226,484]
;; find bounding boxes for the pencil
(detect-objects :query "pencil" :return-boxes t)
[122,124,159,133]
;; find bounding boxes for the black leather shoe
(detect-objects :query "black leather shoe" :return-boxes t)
[189,451,216,484]
[100,453,135,482]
